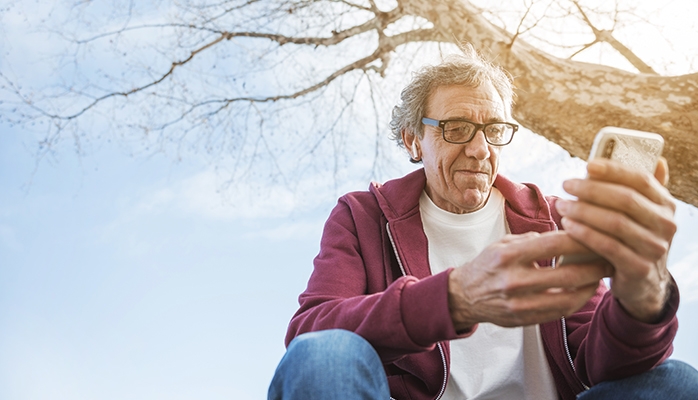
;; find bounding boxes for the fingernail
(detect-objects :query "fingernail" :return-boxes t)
[587,159,608,175]
[561,217,575,229]
[556,199,569,215]
[562,179,578,192]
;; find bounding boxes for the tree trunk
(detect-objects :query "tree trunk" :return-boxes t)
[404,0,698,205]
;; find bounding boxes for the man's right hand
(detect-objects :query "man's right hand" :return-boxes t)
[447,231,609,331]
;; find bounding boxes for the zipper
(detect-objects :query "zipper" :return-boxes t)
[561,317,589,390]
[386,222,448,400]
[435,342,448,399]
[386,222,408,277]
[552,221,590,392]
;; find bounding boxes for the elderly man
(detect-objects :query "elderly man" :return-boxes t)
[267,47,698,400]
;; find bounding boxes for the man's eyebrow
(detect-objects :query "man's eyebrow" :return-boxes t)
[446,116,507,122]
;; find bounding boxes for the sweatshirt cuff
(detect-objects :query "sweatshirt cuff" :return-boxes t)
[400,268,476,347]
[601,278,679,347]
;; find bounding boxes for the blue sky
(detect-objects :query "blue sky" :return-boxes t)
[2,1,698,399]
[2,122,697,400]
[0,125,326,399]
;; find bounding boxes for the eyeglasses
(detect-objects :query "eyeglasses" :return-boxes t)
[422,117,518,146]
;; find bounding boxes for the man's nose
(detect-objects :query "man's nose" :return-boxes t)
[464,130,490,160]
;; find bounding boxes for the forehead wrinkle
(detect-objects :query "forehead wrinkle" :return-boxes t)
[425,84,507,122]
[445,115,507,123]
[441,106,506,123]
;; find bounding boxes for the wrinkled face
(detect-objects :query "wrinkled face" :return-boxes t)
[409,83,506,214]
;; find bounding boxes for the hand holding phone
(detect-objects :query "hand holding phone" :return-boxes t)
[555,127,675,322]
[557,127,664,266]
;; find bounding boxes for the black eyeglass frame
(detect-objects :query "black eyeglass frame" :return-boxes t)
[421,117,518,146]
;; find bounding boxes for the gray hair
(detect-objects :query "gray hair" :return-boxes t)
[389,45,515,147]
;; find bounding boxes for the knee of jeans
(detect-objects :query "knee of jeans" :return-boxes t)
[286,329,378,366]
[660,359,698,382]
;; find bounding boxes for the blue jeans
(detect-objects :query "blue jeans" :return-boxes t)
[268,329,698,400]
[268,329,389,400]
[577,357,698,399]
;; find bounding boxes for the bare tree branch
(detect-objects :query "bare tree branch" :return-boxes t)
[571,0,657,74]
[3,0,697,206]
[196,28,440,108]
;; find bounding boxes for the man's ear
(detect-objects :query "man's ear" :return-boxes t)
[402,129,420,162]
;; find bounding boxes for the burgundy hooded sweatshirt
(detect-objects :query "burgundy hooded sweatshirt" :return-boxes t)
[286,169,678,400]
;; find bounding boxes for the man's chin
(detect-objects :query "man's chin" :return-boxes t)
[452,189,490,213]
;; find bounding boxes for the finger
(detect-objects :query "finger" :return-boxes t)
[556,252,602,267]
[556,199,672,259]
[482,282,600,327]
[561,179,676,237]
[502,260,608,296]
[499,232,541,244]
[584,158,674,208]
[561,216,658,279]
[655,157,669,186]
[498,231,598,265]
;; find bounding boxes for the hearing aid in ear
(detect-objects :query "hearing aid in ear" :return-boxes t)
[411,140,419,159]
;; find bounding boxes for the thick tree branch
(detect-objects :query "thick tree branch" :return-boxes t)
[402,0,698,206]
[4,0,697,207]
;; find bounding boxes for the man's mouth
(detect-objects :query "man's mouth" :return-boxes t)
[456,168,489,175]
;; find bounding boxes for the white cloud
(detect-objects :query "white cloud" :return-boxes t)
[119,166,342,224]
[244,219,326,241]
[669,245,698,303]
[667,200,698,303]
[140,169,310,220]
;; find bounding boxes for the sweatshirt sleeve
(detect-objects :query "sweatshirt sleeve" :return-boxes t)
[547,195,679,388]
[568,278,679,386]
[285,195,472,363]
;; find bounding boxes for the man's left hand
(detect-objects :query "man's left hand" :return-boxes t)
[555,157,676,323]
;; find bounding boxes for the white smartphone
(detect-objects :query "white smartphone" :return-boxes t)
[557,127,664,266]
[587,126,664,174]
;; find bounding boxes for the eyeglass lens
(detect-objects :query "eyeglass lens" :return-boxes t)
[443,121,513,144]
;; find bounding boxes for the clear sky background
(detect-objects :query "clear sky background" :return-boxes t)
[1,1,698,399]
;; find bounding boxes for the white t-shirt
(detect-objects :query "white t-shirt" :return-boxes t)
[419,189,558,400]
